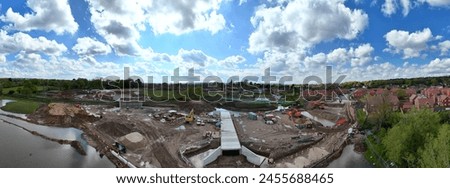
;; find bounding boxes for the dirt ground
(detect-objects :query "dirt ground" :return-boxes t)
[27,103,219,168]
[25,100,353,168]
[233,112,324,160]
[85,106,219,168]
[274,131,347,167]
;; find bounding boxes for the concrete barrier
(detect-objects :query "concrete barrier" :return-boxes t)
[241,146,269,167]
[202,147,223,167]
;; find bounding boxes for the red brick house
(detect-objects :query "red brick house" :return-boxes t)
[442,88,450,96]
[415,97,435,109]
[389,94,400,111]
[353,89,367,99]
[405,88,416,96]
[402,102,413,112]
[423,88,441,99]
[437,95,450,107]
[366,94,400,112]
[369,88,386,96]
[409,94,417,104]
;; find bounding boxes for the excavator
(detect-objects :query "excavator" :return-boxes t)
[185,109,195,124]
[287,108,302,122]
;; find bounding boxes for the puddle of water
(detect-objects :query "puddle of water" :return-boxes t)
[301,111,335,127]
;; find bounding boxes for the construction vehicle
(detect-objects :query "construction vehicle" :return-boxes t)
[113,142,126,154]
[287,108,302,121]
[185,109,195,124]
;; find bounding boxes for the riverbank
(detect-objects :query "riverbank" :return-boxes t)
[1,118,86,155]
[0,100,116,167]
[0,115,114,167]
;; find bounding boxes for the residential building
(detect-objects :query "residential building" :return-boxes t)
[353,89,367,99]
[405,88,417,97]
[409,94,417,104]
[365,94,400,112]
[437,95,450,107]
[422,87,441,99]
[402,102,413,112]
[414,97,435,109]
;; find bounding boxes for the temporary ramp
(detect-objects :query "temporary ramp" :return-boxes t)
[220,111,241,150]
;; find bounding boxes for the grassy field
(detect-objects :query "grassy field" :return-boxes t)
[145,89,186,101]
[0,100,43,114]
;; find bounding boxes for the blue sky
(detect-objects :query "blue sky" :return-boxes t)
[0,0,449,83]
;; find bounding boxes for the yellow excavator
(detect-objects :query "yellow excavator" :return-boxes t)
[185,109,195,124]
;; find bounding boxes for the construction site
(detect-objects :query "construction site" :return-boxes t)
[23,90,358,168]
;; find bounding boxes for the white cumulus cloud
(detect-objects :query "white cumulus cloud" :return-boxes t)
[381,0,411,16]
[351,43,375,66]
[248,0,368,54]
[0,54,6,64]
[426,58,450,72]
[86,0,227,56]
[219,55,246,68]
[0,30,67,56]
[384,28,433,59]
[382,0,398,16]
[239,0,248,5]
[145,0,227,35]
[72,37,111,56]
[419,0,450,6]
[381,0,450,17]
[0,0,78,35]
[438,40,450,55]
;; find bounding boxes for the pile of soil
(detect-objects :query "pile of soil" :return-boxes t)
[27,103,99,128]
[96,122,134,138]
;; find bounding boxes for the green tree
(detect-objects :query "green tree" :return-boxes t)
[356,109,366,126]
[87,79,102,89]
[382,109,441,167]
[430,78,438,86]
[438,111,450,124]
[20,87,33,95]
[419,124,450,168]
[23,80,38,94]
[186,86,203,100]
[62,81,71,90]
[395,89,407,100]
[366,94,395,131]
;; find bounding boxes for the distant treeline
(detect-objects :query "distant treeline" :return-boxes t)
[0,75,449,92]
[339,76,450,89]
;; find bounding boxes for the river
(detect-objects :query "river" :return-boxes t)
[0,100,114,168]
[327,144,373,168]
